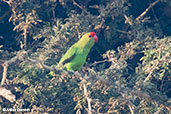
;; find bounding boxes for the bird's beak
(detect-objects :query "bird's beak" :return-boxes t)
[94,35,98,42]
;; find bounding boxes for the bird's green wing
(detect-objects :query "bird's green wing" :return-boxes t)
[59,45,78,65]
[49,46,77,75]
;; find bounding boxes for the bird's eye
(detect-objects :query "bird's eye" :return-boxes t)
[89,35,92,38]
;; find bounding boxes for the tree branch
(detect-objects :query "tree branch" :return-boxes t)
[0,87,16,103]
[1,56,18,85]
[0,50,62,86]
[83,81,92,114]
[72,0,89,14]
[136,0,160,20]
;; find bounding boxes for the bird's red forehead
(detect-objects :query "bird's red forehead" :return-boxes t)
[90,32,95,37]
[90,32,98,42]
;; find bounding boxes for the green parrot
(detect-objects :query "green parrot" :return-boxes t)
[58,32,98,71]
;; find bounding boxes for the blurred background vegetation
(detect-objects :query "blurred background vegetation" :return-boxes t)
[0,0,170,113]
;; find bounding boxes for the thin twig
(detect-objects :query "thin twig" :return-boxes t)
[1,50,28,85]
[144,61,158,83]
[89,59,107,67]
[148,0,159,22]
[72,0,89,14]
[83,83,92,114]
[1,56,18,85]
[114,28,131,34]
[136,0,160,20]
[26,58,54,71]
[128,105,134,114]
[144,70,153,83]
[124,15,133,25]
[0,51,63,86]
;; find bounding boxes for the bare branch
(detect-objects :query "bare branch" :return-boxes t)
[72,0,89,14]
[0,87,16,103]
[136,0,160,20]
[0,50,68,86]
[144,60,159,83]
[83,82,92,114]
[124,15,133,25]
[1,56,18,85]
[128,105,134,114]
[89,59,107,67]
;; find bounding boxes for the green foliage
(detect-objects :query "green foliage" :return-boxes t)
[140,38,170,80]
[0,0,170,114]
